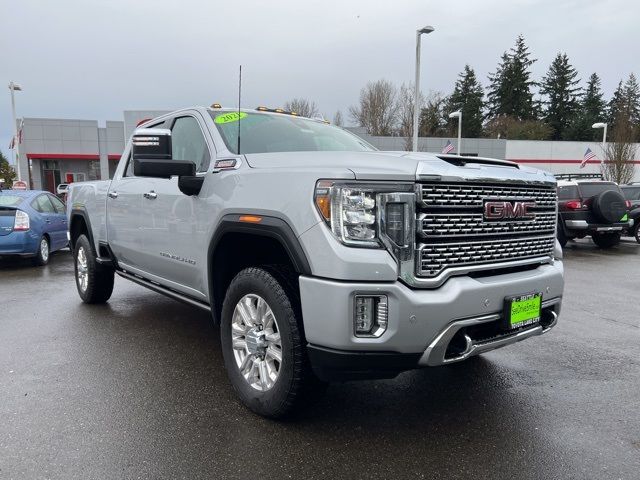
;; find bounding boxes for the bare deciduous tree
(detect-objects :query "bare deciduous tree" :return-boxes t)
[332,110,343,127]
[397,83,424,151]
[283,98,319,118]
[349,79,398,136]
[602,113,637,184]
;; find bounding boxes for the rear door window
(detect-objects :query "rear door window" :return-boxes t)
[622,187,640,200]
[31,195,56,213]
[558,185,579,200]
[578,183,620,199]
[48,195,66,214]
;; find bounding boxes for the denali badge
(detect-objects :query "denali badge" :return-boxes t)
[484,200,536,221]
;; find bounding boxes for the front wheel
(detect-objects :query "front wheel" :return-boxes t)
[74,234,114,303]
[592,232,621,249]
[220,267,325,418]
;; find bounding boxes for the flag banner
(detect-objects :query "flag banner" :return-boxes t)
[580,148,596,168]
[442,140,454,154]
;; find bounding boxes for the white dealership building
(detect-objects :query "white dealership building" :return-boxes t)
[9,112,640,193]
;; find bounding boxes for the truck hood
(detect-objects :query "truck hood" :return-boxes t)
[244,151,555,184]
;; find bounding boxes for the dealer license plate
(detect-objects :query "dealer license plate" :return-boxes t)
[503,293,542,330]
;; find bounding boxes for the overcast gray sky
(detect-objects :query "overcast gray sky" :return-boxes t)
[1,0,639,157]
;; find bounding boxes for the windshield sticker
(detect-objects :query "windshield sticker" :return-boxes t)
[215,112,247,124]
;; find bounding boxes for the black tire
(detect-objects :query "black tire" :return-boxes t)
[557,222,567,248]
[32,236,50,266]
[633,222,640,244]
[592,232,621,249]
[220,267,325,419]
[73,234,114,303]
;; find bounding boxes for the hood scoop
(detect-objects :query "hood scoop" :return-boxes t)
[437,154,519,169]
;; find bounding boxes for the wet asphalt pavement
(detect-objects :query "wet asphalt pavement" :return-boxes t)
[1,240,639,480]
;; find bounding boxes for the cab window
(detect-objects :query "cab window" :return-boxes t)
[171,116,211,172]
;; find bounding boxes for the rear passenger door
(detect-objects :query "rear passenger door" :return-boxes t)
[31,194,63,248]
[136,113,213,300]
[46,194,68,249]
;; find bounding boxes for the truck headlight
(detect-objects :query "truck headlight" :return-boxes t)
[314,180,413,247]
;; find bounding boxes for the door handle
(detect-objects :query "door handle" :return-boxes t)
[108,191,118,199]
[143,191,158,200]
[45,219,51,224]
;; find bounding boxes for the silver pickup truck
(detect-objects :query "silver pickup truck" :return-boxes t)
[67,106,564,418]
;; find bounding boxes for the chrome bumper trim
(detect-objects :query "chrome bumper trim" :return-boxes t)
[565,220,589,229]
[418,297,560,366]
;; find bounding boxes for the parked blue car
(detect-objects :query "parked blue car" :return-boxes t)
[0,189,68,265]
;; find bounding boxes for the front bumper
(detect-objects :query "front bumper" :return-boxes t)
[300,261,563,380]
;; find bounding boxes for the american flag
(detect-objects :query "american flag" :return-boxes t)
[442,140,454,154]
[580,148,596,168]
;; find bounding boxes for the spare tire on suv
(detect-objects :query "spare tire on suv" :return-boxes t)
[592,190,627,223]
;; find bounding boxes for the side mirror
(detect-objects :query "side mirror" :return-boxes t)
[132,128,172,160]
[133,158,196,178]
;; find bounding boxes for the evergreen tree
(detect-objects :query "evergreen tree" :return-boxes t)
[0,150,17,188]
[486,35,537,120]
[608,74,640,139]
[444,65,485,138]
[539,53,581,140]
[564,73,606,141]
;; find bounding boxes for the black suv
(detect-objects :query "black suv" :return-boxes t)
[621,184,640,243]
[557,175,632,248]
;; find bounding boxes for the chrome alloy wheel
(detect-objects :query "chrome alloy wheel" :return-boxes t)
[76,246,89,292]
[40,238,49,262]
[231,294,283,392]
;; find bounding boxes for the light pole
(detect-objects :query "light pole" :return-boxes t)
[449,110,462,155]
[412,25,434,152]
[592,122,607,165]
[8,81,23,182]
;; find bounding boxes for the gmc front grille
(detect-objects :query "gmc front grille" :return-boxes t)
[415,182,557,278]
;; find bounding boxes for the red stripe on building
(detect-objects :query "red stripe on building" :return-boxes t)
[509,158,640,164]
[26,153,122,160]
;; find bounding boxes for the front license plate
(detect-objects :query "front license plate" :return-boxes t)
[503,293,542,330]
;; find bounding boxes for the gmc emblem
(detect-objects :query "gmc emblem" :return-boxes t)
[484,200,536,221]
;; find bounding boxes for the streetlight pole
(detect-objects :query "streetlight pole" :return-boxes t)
[592,122,607,166]
[8,81,22,182]
[412,25,434,152]
[449,110,462,154]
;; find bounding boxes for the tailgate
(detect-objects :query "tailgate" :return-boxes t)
[0,208,16,236]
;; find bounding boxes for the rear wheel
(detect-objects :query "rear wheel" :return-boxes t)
[220,267,325,418]
[32,236,50,266]
[592,232,621,249]
[74,234,114,303]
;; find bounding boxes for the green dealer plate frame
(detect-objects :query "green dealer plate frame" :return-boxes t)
[503,292,542,330]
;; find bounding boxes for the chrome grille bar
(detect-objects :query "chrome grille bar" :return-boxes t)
[419,212,556,238]
[419,183,557,208]
[418,235,556,278]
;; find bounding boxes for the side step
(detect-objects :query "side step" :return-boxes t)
[116,270,211,312]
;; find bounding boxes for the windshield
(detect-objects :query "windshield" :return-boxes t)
[0,195,24,207]
[578,182,620,198]
[210,111,375,155]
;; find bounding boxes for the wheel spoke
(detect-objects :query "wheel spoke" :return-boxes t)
[264,331,280,344]
[231,322,246,334]
[232,338,247,351]
[239,353,253,374]
[265,345,282,363]
[236,301,254,328]
[258,360,269,390]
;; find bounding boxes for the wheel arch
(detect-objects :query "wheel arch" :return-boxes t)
[69,208,95,252]
[207,214,311,324]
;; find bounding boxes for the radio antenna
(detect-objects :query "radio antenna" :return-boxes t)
[237,65,242,154]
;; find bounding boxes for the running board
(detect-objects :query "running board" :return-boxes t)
[116,270,211,312]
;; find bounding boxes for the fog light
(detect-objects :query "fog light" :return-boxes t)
[354,295,388,337]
